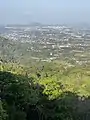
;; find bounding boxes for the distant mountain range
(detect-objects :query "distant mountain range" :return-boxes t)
[0,22,90,28]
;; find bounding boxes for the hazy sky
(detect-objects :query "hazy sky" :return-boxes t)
[0,0,90,24]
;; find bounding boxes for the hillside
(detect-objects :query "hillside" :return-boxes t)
[1,36,90,120]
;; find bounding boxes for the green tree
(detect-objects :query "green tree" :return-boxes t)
[0,100,8,120]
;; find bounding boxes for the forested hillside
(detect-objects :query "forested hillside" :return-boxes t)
[1,36,90,120]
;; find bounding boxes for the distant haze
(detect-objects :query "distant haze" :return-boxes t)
[0,0,90,25]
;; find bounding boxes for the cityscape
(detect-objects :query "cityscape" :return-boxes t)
[1,0,90,119]
[0,24,90,64]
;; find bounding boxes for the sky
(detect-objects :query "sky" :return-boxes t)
[0,0,90,25]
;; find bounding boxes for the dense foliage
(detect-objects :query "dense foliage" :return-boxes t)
[1,62,90,120]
